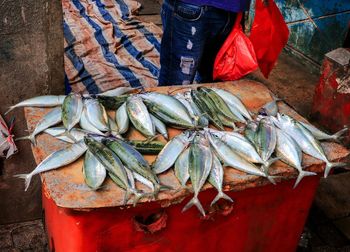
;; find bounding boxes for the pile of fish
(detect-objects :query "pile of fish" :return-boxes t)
[7,86,348,216]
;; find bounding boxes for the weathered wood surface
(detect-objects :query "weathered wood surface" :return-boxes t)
[24,80,349,209]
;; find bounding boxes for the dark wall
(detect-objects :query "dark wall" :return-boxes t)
[0,0,64,224]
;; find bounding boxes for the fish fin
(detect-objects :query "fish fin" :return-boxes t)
[4,106,15,115]
[14,173,33,191]
[262,157,280,172]
[59,130,77,143]
[210,192,233,207]
[324,162,347,178]
[182,196,206,216]
[267,175,279,185]
[332,127,348,141]
[293,171,317,189]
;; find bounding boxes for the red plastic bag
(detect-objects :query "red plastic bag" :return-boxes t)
[249,0,289,78]
[213,13,258,81]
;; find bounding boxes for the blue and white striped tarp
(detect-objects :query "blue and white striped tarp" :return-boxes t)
[63,0,162,94]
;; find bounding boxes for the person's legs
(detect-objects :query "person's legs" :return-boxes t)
[158,0,236,86]
[197,9,236,83]
[159,0,207,86]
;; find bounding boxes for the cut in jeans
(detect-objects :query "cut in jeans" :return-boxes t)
[158,0,236,86]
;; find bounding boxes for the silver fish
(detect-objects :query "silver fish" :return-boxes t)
[299,121,348,142]
[15,141,87,191]
[207,132,276,184]
[107,115,119,137]
[140,92,194,128]
[174,148,190,187]
[105,138,161,196]
[254,118,278,171]
[126,96,155,138]
[5,95,66,115]
[182,135,212,216]
[244,120,258,145]
[44,127,88,143]
[275,114,346,178]
[133,171,155,191]
[208,129,275,169]
[275,128,316,188]
[62,93,83,131]
[115,102,129,134]
[150,114,168,140]
[16,107,62,145]
[152,131,191,174]
[84,99,109,132]
[183,91,209,127]
[259,95,281,116]
[208,153,233,206]
[97,87,135,97]
[83,150,106,190]
[79,107,105,135]
[211,88,252,121]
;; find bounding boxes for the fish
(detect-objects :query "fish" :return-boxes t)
[254,118,278,171]
[244,121,258,145]
[210,88,252,121]
[150,114,168,140]
[79,107,105,135]
[5,95,66,115]
[183,91,209,127]
[275,128,316,188]
[132,171,155,191]
[298,121,348,142]
[16,107,62,145]
[44,127,88,143]
[126,96,155,138]
[208,129,276,169]
[84,137,133,201]
[174,148,190,187]
[104,138,162,196]
[152,131,191,174]
[199,87,245,123]
[140,92,194,129]
[97,95,130,110]
[259,94,281,116]
[14,141,87,191]
[83,150,107,190]
[127,140,165,155]
[115,102,129,134]
[182,134,213,216]
[208,153,233,206]
[97,87,136,97]
[84,99,109,132]
[191,90,224,130]
[62,93,83,131]
[275,114,346,178]
[217,114,237,130]
[207,132,276,184]
[107,115,119,137]
[108,169,144,206]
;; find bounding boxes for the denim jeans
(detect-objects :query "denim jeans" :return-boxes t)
[158,0,236,86]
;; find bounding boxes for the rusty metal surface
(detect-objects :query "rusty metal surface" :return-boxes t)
[24,80,349,209]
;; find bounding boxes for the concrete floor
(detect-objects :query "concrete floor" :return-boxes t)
[1,0,349,251]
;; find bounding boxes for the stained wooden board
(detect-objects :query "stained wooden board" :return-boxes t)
[24,80,349,209]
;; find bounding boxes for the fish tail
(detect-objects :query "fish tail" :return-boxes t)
[262,157,280,172]
[60,131,77,143]
[210,191,233,207]
[123,189,132,205]
[267,175,279,185]
[182,196,206,216]
[4,106,15,115]
[16,134,36,145]
[332,127,348,141]
[15,135,29,142]
[14,173,33,191]
[293,170,317,189]
[324,162,347,178]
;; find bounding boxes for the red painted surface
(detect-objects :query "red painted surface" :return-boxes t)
[312,52,350,145]
[43,176,320,252]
